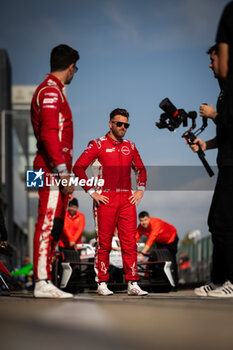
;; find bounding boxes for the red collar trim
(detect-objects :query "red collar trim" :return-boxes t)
[106,133,123,146]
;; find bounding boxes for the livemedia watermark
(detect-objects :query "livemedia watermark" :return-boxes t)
[25,165,218,191]
[26,168,104,190]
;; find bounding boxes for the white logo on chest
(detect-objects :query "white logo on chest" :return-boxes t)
[121,146,130,155]
[106,148,115,153]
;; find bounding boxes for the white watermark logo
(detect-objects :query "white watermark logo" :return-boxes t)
[45,175,104,188]
[26,169,104,189]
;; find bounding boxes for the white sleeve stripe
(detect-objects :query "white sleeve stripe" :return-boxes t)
[36,86,64,107]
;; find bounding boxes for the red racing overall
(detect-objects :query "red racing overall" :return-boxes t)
[31,74,73,281]
[73,134,147,282]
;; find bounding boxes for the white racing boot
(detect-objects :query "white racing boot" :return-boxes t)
[97,282,114,296]
[194,283,221,297]
[34,280,73,298]
[128,281,148,296]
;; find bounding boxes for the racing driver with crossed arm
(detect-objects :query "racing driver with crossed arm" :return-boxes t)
[73,108,148,296]
[31,45,79,298]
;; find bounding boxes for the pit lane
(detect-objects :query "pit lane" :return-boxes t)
[1,290,233,350]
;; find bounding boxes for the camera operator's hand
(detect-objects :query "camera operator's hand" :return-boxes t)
[190,138,206,153]
[199,104,217,123]
[91,192,109,206]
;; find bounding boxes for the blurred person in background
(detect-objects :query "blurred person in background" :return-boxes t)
[59,198,85,251]
[0,207,8,249]
[31,44,79,298]
[137,211,178,287]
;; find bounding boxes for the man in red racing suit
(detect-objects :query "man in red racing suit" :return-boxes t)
[73,108,148,296]
[31,45,79,298]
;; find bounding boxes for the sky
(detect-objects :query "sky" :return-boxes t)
[0,0,230,238]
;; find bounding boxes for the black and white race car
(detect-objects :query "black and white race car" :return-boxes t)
[53,240,175,293]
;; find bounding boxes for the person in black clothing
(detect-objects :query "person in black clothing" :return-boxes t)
[193,1,233,298]
[0,206,8,248]
[192,44,225,296]
[199,44,225,126]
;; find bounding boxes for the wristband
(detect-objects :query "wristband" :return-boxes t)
[57,163,68,174]
[87,188,95,196]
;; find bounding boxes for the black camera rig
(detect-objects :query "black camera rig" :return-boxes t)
[156,98,214,177]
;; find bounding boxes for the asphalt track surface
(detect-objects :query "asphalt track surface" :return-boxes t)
[1,289,233,350]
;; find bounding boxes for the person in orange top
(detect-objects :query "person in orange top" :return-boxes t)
[59,198,85,250]
[136,211,179,286]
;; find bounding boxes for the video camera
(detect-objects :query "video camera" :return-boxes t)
[156,98,214,177]
[156,98,197,131]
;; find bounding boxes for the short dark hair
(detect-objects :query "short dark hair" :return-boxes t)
[68,198,79,207]
[139,211,149,219]
[206,44,219,55]
[110,108,129,120]
[50,44,80,72]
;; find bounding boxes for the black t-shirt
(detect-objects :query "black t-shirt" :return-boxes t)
[215,1,233,167]
[216,85,233,166]
[216,81,225,114]
[216,1,233,78]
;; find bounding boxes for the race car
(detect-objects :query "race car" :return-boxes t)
[53,240,175,293]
